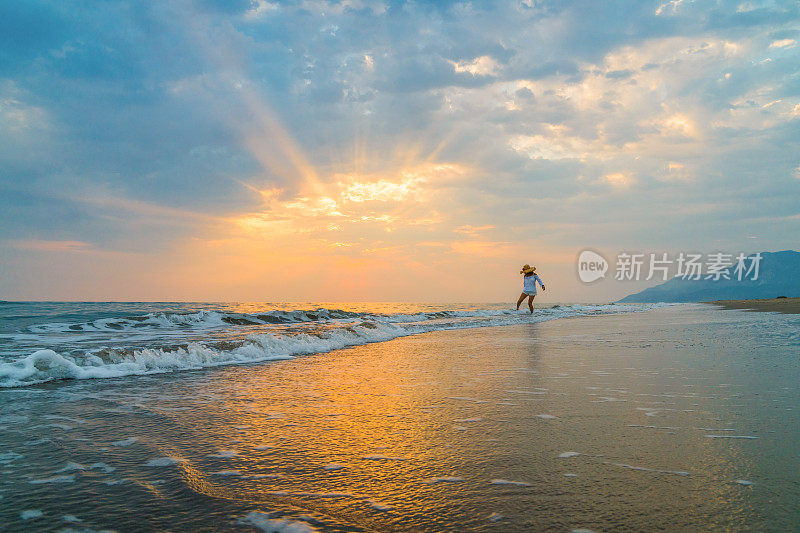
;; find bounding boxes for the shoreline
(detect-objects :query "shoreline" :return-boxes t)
[1,306,798,531]
[0,303,663,390]
[705,297,800,314]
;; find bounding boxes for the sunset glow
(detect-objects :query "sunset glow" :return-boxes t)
[2,3,800,531]
[1,1,798,301]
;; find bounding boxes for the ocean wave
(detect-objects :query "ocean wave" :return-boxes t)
[0,304,670,388]
[21,307,533,334]
[1,320,409,388]
[25,308,368,333]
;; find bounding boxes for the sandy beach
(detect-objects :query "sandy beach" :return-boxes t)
[2,304,799,531]
[707,297,800,314]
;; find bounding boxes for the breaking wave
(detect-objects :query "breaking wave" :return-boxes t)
[26,308,368,333]
[0,303,668,388]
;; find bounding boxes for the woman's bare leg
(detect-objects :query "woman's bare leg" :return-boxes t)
[527,294,535,313]
[516,293,527,310]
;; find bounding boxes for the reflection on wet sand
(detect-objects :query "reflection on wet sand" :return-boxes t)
[1,305,798,531]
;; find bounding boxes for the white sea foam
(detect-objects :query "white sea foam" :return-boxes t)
[211,470,241,476]
[0,303,668,388]
[240,512,319,533]
[629,425,681,430]
[41,423,73,430]
[88,462,115,473]
[491,479,531,486]
[361,454,405,461]
[0,345,294,388]
[20,509,43,520]
[423,476,464,483]
[210,449,239,458]
[44,415,85,424]
[57,462,85,472]
[30,475,75,484]
[144,457,187,467]
[24,438,51,445]
[111,437,138,447]
[368,501,393,511]
[606,462,691,476]
[706,435,759,439]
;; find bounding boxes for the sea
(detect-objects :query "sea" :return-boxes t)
[0,301,663,389]
[2,301,798,532]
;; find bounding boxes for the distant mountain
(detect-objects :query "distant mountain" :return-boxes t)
[618,250,800,303]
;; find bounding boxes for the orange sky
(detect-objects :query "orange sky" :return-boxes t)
[2,1,798,302]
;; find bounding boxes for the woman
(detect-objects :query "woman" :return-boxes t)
[516,264,545,314]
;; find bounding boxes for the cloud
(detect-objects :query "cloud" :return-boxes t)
[451,55,501,77]
[229,162,465,248]
[655,0,684,17]
[1,0,799,300]
[453,224,495,237]
[769,38,796,49]
[601,172,635,188]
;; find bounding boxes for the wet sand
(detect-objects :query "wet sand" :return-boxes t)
[1,305,799,531]
[707,297,800,314]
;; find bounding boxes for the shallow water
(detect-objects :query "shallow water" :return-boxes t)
[0,301,661,388]
[1,304,799,531]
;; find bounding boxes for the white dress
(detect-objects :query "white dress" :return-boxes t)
[523,274,543,295]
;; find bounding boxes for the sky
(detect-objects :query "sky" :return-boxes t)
[1,0,799,302]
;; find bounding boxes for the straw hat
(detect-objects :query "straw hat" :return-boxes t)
[520,264,536,274]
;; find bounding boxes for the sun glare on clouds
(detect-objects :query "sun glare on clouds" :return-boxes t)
[4,0,799,301]
[451,56,501,77]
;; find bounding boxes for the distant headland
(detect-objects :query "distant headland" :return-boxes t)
[619,250,800,303]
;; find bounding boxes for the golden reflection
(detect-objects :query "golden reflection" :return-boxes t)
[144,319,762,530]
[165,328,550,525]
[78,306,776,530]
